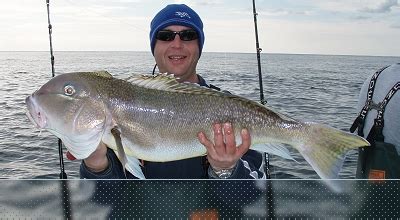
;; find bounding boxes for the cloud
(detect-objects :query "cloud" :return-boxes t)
[360,0,399,13]
[74,0,144,4]
[262,9,312,17]
[312,0,399,14]
[390,23,400,28]
[174,0,223,7]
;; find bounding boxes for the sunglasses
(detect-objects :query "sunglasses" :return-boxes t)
[156,30,198,41]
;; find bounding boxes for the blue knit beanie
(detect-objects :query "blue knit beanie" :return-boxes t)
[150,4,205,56]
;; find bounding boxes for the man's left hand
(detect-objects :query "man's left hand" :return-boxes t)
[197,122,251,171]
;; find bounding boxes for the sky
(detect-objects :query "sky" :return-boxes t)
[2,0,400,56]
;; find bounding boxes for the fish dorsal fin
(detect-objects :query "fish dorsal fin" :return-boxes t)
[125,73,215,94]
[68,71,113,79]
[93,70,113,78]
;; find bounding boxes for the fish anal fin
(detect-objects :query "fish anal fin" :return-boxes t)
[252,143,296,162]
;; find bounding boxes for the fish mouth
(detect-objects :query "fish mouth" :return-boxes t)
[25,96,47,129]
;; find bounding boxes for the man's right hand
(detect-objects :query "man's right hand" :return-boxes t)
[83,142,109,173]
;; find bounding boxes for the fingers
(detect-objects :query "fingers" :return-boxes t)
[199,123,238,157]
[198,122,252,171]
[197,131,217,155]
[201,123,250,154]
[213,123,225,154]
[223,123,237,155]
[236,128,251,157]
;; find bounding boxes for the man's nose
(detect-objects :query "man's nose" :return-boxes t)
[170,34,183,47]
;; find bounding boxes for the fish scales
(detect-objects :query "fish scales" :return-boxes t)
[103,80,298,161]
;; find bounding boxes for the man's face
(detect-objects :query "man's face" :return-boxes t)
[154,25,200,83]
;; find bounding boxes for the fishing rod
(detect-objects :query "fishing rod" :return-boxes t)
[46,0,55,78]
[46,1,73,219]
[252,0,267,106]
[46,0,66,180]
[252,0,274,218]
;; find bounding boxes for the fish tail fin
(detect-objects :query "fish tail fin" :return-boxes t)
[297,122,370,179]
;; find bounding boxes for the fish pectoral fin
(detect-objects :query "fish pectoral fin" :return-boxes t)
[252,143,296,162]
[111,150,145,179]
[125,155,145,179]
[111,126,128,178]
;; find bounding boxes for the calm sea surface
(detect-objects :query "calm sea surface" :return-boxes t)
[1,51,399,179]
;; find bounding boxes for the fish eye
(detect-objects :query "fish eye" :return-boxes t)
[64,85,75,96]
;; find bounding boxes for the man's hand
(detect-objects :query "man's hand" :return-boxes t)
[83,142,109,173]
[197,122,251,171]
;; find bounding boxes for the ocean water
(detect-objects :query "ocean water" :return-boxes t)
[1,51,399,179]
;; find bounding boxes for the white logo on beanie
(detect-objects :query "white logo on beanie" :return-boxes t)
[175,12,191,19]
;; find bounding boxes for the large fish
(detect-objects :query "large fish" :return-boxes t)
[25,71,369,179]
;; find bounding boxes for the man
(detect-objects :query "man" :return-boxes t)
[80,4,265,179]
[352,63,400,179]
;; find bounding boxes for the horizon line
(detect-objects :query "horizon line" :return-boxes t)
[1,50,399,58]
